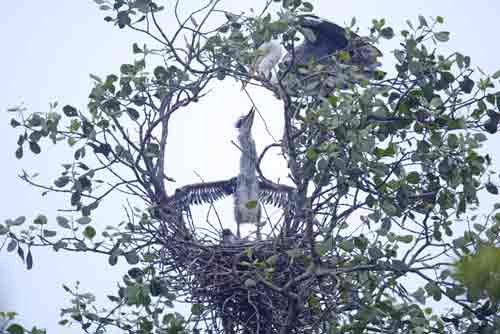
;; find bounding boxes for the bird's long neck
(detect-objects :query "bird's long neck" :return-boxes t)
[238,130,257,181]
[234,128,260,238]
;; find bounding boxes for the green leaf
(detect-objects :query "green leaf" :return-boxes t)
[425,282,442,301]
[17,246,25,262]
[434,31,450,42]
[109,254,118,266]
[0,224,8,235]
[305,148,319,161]
[398,235,414,243]
[11,216,26,226]
[486,183,499,195]
[380,27,394,39]
[492,70,500,79]
[15,146,23,159]
[6,324,25,334]
[117,11,131,29]
[7,239,18,252]
[26,249,33,270]
[245,200,258,209]
[83,226,96,239]
[62,105,78,117]
[191,303,204,316]
[125,251,140,264]
[418,15,428,27]
[460,77,474,94]
[10,118,21,128]
[43,229,57,237]
[29,142,41,154]
[33,215,48,225]
[447,133,458,148]
[406,172,421,184]
[77,216,91,225]
[56,216,71,229]
[53,240,68,251]
[133,43,143,54]
[126,108,140,120]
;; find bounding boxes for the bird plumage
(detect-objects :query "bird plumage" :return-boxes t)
[234,108,261,236]
[254,40,283,78]
[251,15,382,93]
[161,108,295,239]
[285,15,382,69]
[165,178,293,209]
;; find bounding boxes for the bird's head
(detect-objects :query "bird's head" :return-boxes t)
[222,228,233,236]
[235,107,255,132]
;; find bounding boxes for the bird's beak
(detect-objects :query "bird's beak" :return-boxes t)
[245,108,255,126]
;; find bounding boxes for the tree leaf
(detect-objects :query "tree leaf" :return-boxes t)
[11,216,26,226]
[109,254,118,266]
[125,251,140,264]
[43,229,57,238]
[83,226,96,239]
[7,239,18,252]
[17,246,25,262]
[434,31,450,42]
[486,183,499,195]
[245,200,258,209]
[62,105,78,117]
[460,77,474,93]
[56,216,71,229]
[380,27,394,39]
[26,249,33,270]
[6,324,25,334]
[15,146,23,159]
[77,216,92,225]
[29,142,41,154]
[10,118,21,128]
[33,215,48,225]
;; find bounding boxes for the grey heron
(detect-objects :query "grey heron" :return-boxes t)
[160,108,295,239]
[253,15,382,90]
[285,15,382,90]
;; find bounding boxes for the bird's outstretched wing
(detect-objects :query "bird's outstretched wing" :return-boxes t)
[170,177,237,208]
[258,180,296,209]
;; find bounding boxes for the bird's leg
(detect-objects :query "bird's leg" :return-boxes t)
[256,222,261,241]
[237,222,241,239]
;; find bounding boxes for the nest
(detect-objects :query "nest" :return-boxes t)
[153,213,357,334]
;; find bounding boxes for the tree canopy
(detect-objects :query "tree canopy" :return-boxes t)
[3,0,500,333]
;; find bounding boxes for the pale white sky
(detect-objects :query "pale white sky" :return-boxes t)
[1,1,500,332]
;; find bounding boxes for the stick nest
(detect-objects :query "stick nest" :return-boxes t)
[153,214,354,334]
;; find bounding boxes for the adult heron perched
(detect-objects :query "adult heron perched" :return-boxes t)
[285,15,381,68]
[254,15,382,89]
[161,108,295,239]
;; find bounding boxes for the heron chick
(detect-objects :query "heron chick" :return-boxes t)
[234,108,261,238]
[160,109,295,240]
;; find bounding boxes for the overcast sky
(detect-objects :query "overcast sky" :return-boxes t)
[2,1,500,333]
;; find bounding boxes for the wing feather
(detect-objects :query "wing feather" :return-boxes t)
[170,178,237,209]
[258,180,296,209]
